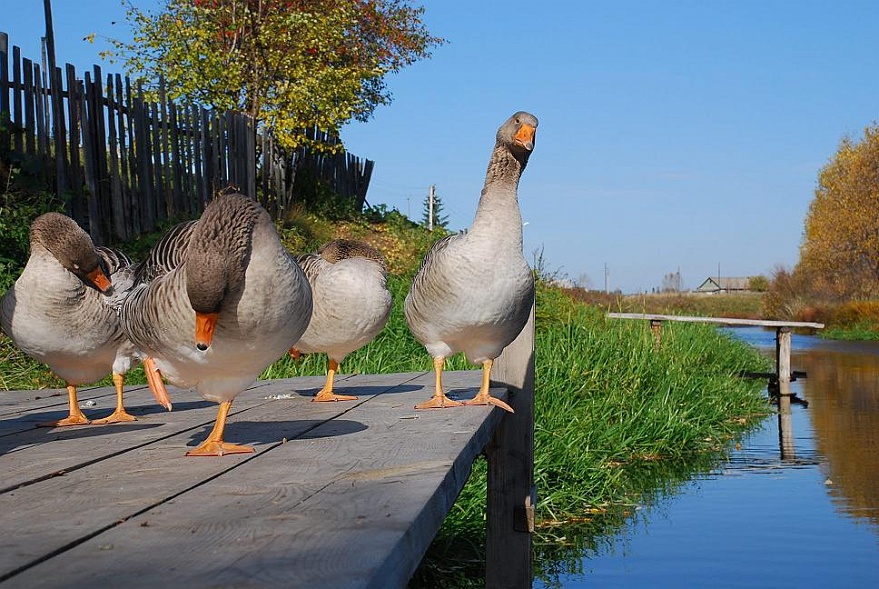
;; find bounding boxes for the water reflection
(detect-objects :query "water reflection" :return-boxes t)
[796,346,879,526]
[735,326,879,527]
[542,328,879,588]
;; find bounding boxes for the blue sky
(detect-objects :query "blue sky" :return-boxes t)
[5,1,879,293]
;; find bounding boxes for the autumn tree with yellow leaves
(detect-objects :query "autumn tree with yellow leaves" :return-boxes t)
[798,123,879,300]
[107,0,442,150]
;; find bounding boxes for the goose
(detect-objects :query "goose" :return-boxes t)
[404,111,538,413]
[121,193,312,456]
[291,239,392,402]
[0,212,163,426]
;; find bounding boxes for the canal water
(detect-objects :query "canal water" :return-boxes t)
[538,327,879,588]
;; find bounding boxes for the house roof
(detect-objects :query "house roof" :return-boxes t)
[695,277,751,292]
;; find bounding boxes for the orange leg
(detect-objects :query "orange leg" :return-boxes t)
[313,359,358,402]
[463,359,514,413]
[39,384,90,427]
[91,373,138,424]
[289,347,301,360]
[143,356,172,411]
[186,400,254,457]
[415,356,462,409]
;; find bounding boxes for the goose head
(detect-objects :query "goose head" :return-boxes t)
[497,111,538,164]
[30,212,112,293]
[185,195,259,351]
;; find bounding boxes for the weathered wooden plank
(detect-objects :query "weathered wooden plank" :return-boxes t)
[50,65,70,201]
[64,65,84,223]
[22,57,35,156]
[114,73,135,237]
[150,100,165,221]
[11,45,23,154]
[134,86,156,232]
[123,76,142,235]
[0,33,9,127]
[80,71,103,244]
[168,100,183,215]
[486,305,535,589]
[0,371,500,589]
[0,375,381,577]
[606,312,824,329]
[32,62,47,162]
[106,73,126,241]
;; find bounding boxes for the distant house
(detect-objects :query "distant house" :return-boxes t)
[695,277,752,294]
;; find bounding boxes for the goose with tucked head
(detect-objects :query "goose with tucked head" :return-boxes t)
[291,239,392,402]
[0,213,160,426]
[121,193,313,456]
[404,111,537,412]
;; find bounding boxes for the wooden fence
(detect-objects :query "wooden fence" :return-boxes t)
[0,32,374,246]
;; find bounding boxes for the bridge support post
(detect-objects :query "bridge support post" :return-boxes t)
[487,304,535,589]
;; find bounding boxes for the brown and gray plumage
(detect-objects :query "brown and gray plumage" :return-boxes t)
[121,193,313,456]
[291,239,392,402]
[404,111,538,412]
[0,213,148,426]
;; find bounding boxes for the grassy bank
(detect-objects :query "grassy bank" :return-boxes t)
[0,211,772,586]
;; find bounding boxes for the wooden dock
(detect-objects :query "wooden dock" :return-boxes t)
[0,346,532,589]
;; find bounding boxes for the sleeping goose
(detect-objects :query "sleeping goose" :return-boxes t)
[0,213,158,426]
[291,239,392,402]
[404,111,538,412]
[120,193,312,456]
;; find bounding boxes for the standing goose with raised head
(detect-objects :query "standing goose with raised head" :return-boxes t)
[291,239,392,402]
[405,111,538,412]
[0,213,159,426]
[121,193,312,456]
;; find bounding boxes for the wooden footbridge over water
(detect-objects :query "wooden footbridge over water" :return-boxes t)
[0,316,535,589]
[608,313,825,461]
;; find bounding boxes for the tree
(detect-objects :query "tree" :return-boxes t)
[421,185,448,230]
[576,273,592,290]
[660,270,683,293]
[799,123,879,299]
[108,0,443,150]
[748,275,769,292]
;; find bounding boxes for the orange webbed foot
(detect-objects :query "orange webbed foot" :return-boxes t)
[312,390,358,403]
[91,409,138,425]
[415,394,463,410]
[463,394,514,413]
[38,414,91,427]
[186,441,255,457]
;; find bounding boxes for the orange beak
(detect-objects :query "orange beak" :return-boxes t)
[514,124,536,151]
[86,267,112,293]
[195,311,219,351]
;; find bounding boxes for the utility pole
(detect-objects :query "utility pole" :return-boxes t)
[428,185,435,231]
[604,263,609,294]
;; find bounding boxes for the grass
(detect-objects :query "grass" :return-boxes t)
[0,211,772,587]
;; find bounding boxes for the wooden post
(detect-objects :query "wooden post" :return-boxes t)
[775,327,795,459]
[775,327,792,391]
[777,393,795,460]
[486,304,535,589]
[650,319,663,346]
